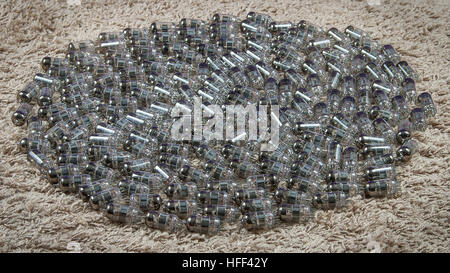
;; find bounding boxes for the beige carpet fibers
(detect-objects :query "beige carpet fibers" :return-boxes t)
[0,0,449,253]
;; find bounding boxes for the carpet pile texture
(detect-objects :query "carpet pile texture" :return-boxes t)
[0,0,448,252]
